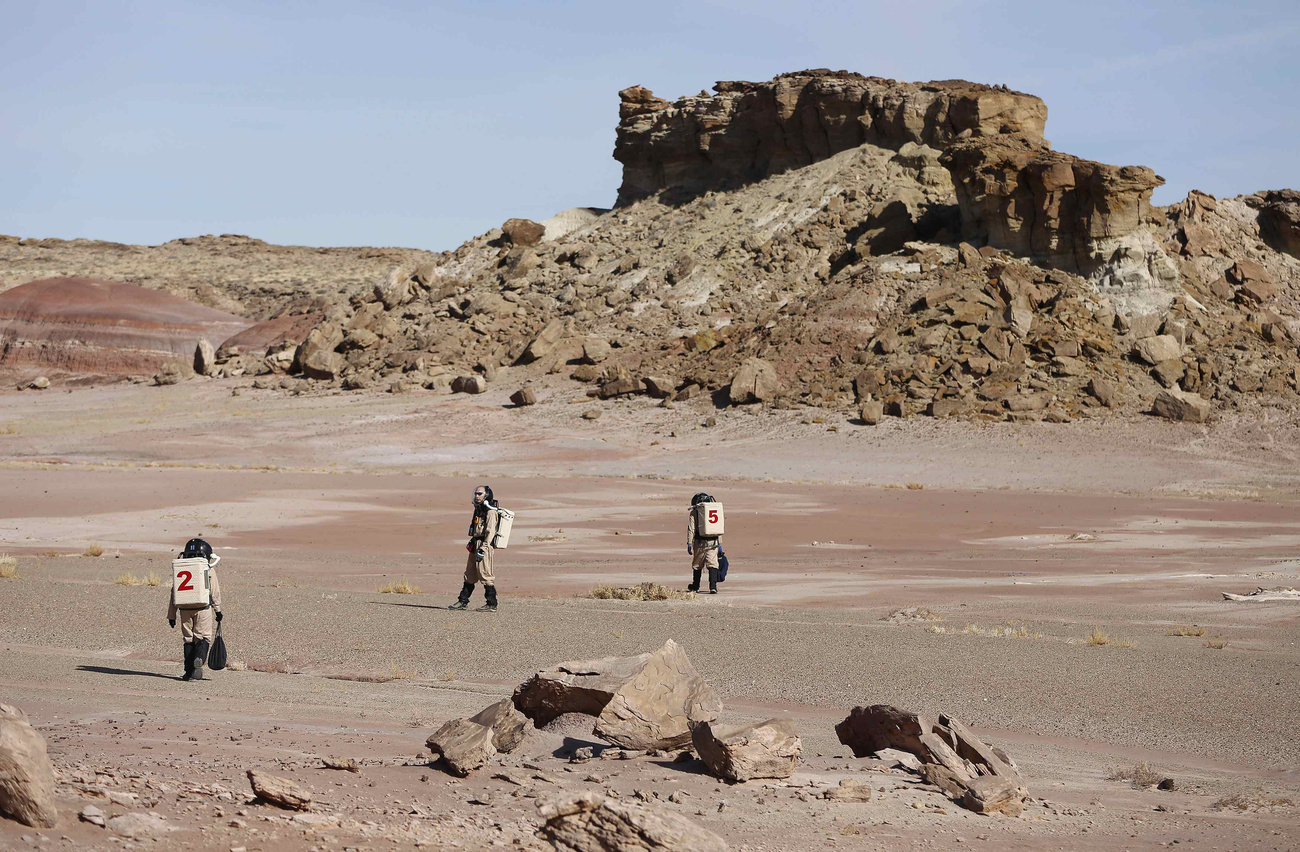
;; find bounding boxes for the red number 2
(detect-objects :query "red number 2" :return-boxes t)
[707,510,718,524]
[177,570,194,591]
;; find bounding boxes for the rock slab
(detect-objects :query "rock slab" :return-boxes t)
[247,769,311,811]
[540,791,727,852]
[692,718,801,781]
[0,703,58,828]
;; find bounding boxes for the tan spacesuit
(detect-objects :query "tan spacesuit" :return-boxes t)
[450,485,501,612]
[167,541,223,681]
[687,493,722,594]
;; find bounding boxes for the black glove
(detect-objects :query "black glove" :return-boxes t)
[215,611,223,623]
[168,619,176,628]
[475,548,485,563]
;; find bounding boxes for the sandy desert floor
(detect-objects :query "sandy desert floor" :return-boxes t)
[2,377,1299,851]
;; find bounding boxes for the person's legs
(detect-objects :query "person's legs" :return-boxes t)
[452,551,480,609]
[191,609,214,680]
[180,612,198,680]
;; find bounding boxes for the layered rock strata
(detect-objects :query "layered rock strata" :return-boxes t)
[614,69,1046,204]
[0,277,251,374]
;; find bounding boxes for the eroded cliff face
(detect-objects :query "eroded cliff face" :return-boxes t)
[613,70,1047,205]
[939,139,1177,312]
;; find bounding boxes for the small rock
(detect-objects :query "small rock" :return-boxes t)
[79,805,106,827]
[1151,388,1210,423]
[452,375,487,394]
[246,769,312,811]
[510,387,537,406]
[582,409,602,420]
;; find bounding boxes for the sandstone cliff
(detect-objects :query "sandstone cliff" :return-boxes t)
[614,69,1046,205]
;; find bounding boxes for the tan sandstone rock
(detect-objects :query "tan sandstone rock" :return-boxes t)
[1152,388,1210,423]
[540,791,727,852]
[729,357,781,405]
[426,718,497,776]
[593,639,722,750]
[0,704,58,828]
[691,718,801,781]
[246,769,311,811]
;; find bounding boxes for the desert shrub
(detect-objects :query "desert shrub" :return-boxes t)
[589,582,694,601]
[378,579,420,594]
[0,554,18,579]
[144,572,162,587]
[1086,627,1110,646]
[1107,762,1164,788]
[83,544,105,557]
[1167,624,1206,637]
[114,573,142,586]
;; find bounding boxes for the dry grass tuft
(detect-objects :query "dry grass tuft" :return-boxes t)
[1212,790,1295,811]
[883,606,944,624]
[83,544,105,558]
[378,579,420,594]
[1086,627,1111,646]
[1115,638,1140,650]
[588,582,695,601]
[144,572,162,587]
[114,572,143,586]
[1167,624,1206,637]
[388,662,416,680]
[0,554,18,579]
[928,620,1042,639]
[1107,762,1164,788]
[906,482,925,490]
[1205,634,1228,649]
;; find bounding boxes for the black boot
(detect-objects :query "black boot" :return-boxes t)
[181,642,195,681]
[708,566,719,594]
[192,639,210,680]
[449,582,474,610]
[479,584,498,612]
[687,570,701,592]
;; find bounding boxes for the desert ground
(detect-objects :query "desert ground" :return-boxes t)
[1,377,1299,851]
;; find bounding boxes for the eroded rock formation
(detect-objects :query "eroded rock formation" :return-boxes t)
[614,69,1046,205]
[0,277,251,375]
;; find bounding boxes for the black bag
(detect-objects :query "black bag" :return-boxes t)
[718,549,729,582]
[208,622,228,671]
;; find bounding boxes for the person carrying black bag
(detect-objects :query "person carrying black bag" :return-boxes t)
[167,538,224,681]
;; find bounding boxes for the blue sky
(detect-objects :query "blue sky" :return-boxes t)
[1,1,1296,251]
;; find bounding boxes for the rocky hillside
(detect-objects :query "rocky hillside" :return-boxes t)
[3,69,1298,424]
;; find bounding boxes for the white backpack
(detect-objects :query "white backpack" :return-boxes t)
[171,557,211,609]
[695,501,725,536]
[491,507,516,549]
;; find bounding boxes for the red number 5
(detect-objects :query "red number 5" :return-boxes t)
[707,510,718,524]
[177,571,194,590]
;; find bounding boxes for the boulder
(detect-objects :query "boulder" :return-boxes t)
[519,318,574,364]
[821,779,874,802]
[468,699,532,753]
[153,359,192,386]
[599,375,642,398]
[1133,334,1182,365]
[859,399,884,425]
[502,218,546,248]
[593,639,722,750]
[28,377,50,390]
[340,328,380,351]
[0,703,58,828]
[1227,260,1277,304]
[514,652,655,727]
[691,718,801,782]
[510,387,537,406]
[299,348,343,382]
[425,718,497,776]
[194,338,216,376]
[540,791,727,852]
[1087,377,1118,408]
[246,769,311,811]
[582,338,612,364]
[1152,388,1210,423]
[642,376,677,399]
[452,375,487,394]
[961,775,1028,816]
[106,812,175,839]
[375,270,413,310]
[729,357,781,405]
[835,705,933,757]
